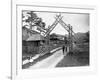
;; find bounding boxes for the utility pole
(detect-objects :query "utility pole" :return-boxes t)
[68,24,73,52]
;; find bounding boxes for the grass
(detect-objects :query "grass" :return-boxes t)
[22,42,62,69]
[22,52,52,69]
[22,42,89,68]
[72,43,89,66]
[22,42,63,61]
[22,47,62,69]
[56,42,89,67]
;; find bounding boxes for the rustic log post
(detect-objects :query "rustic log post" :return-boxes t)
[70,26,73,52]
[68,24,73,52]
[68,24,70,52]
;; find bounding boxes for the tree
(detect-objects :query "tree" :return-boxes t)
[85,31,89,42]
[82,31,89,43]
[22,11,46,29]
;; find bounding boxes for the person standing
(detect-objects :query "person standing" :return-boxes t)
[62,45,65,55]
[65,46,68,56]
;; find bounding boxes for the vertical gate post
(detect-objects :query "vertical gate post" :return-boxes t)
[45,34,50,53]
[48,33,50,53]
[68,24,70,52]
[70,26,73,52]
[68,24,73,52]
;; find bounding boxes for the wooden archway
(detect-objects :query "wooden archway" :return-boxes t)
[43,14,74,53]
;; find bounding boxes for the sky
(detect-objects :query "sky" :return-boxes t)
[23,11,89,35]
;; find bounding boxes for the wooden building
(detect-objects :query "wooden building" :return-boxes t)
[22,27,44,54]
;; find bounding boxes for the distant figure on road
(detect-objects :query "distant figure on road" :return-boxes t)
[65,46,67,53]
[62,45,65,55]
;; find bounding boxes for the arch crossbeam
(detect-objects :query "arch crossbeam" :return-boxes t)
[55,15,79,42]
[45,15,63,37]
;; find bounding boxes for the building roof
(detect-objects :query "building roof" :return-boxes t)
[26,34,44,41]
[22,27,44,41]
[22,26,40,34]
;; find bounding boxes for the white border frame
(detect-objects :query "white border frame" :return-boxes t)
[12,1,97,80]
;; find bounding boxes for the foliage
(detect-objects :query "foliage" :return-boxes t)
[22,11,45,29]
[85,31,89,42]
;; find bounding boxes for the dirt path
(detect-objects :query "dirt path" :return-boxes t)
[29,50,64,69]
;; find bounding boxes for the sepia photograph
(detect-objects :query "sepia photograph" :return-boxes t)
[22,10,90,69]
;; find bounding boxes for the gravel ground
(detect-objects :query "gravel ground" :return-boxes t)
[56,43,89,67]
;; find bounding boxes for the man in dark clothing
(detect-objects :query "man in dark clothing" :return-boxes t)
[62,45,65,55]
[66,46,67,53]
